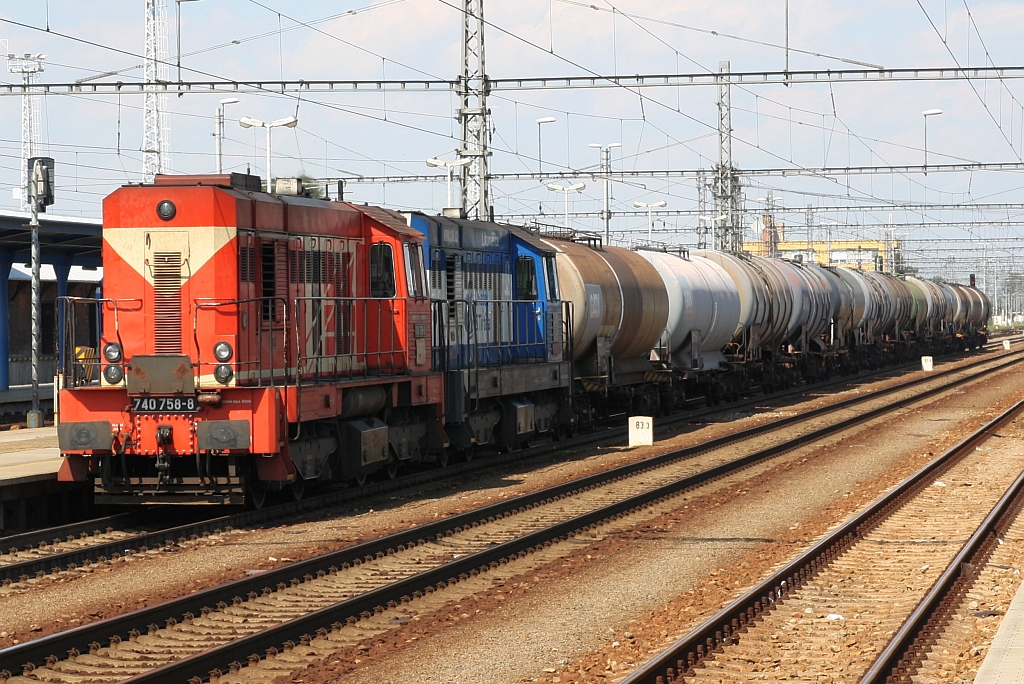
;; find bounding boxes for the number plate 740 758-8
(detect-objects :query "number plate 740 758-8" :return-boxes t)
[130,396,199,412]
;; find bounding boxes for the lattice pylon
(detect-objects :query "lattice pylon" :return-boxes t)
[458,0,491,220]
[143,0,172,182]
[7,52,45,211]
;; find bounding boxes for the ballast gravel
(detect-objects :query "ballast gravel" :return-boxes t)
[0,351,1013,664]
[282,366,1024,684]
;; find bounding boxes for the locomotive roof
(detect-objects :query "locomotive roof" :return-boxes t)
[351,204,424,238]
[415,213,554,254]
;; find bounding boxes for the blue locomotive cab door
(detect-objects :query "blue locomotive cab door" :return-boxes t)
[513,255,544,362]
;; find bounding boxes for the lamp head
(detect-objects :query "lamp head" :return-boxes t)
[219,97,240,105]
[238,116,262,128]
[546,183,565,192]
[652,200,667,208]
[633,201,646,208]
[271,115,298,128]
[452,157,473,167]
[569,182,586,192]
[922,109,943,116]
[426,157,445,168]
[536,116,557,124]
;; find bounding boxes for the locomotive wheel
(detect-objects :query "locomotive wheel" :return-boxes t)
[290,474,305,502]
[247,485,268,510]
[246,467,269,510]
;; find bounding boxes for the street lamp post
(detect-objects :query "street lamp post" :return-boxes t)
[175,0,202,91]
[536,117,556,173]
[698,214,728,249]
[634,200,667,242]
[547,182,586,229]
[588,142,621,245]
[923,109,943,174]
[426,156,472,209]
[215,97,239,174]
[239,115,299,191]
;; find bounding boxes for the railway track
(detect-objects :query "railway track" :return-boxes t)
[0,347,1019,683]
[0,345,1008,587]
[621,395,1024,684]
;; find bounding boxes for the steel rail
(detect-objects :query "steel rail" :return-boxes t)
[0,346,1006,585]
[1,350,1016,681]
[859,461,1024,682]
[620,396,1024,684]
[0,513,134,552]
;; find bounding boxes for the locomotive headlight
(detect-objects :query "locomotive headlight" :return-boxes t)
[213,341,233,362]
[103,364,125,384]
[103,342,122,362]
[156,200,176,221]
[214,364,234,384]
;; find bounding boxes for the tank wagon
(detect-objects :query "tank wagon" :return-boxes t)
[54,174,989,506]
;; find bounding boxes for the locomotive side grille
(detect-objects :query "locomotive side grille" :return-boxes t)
[340,250,352,297]
[239,246,249,282]
[152,251,182,353]
[239,246,256,283]
[335,251,353,354]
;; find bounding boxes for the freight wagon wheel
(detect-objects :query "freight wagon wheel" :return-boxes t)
[436,449,449,469]
[354,473,367,488]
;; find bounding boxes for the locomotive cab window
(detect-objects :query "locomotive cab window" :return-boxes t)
[544,255,560,301]
[515,256,537,301]
[370,242,396,298]
[403,242,427,298]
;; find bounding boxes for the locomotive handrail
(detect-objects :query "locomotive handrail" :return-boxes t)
[291,295,410,429]
[467,299,562,366]
[57,296,142,389]
[193,297,290,391]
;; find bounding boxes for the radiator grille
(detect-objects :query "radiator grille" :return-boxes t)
[152,251,182,353]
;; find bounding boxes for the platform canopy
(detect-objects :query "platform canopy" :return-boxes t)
[0,211,103,391]
[0,211,102,268]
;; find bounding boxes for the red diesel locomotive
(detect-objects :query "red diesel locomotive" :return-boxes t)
[57,173,445,505]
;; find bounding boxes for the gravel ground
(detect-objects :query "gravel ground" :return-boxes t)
[0,351,1008,654]
[279,364,1024,684]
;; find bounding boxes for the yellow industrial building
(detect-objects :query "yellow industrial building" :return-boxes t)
[742,218,901,272]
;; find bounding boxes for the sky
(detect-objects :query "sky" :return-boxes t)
[1,0,1023,283]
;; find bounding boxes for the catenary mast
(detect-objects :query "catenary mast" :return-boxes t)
[143,0,172,181]
[458,0,491,220]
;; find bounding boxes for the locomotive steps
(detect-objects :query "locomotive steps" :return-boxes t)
[0,350,1020,683]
